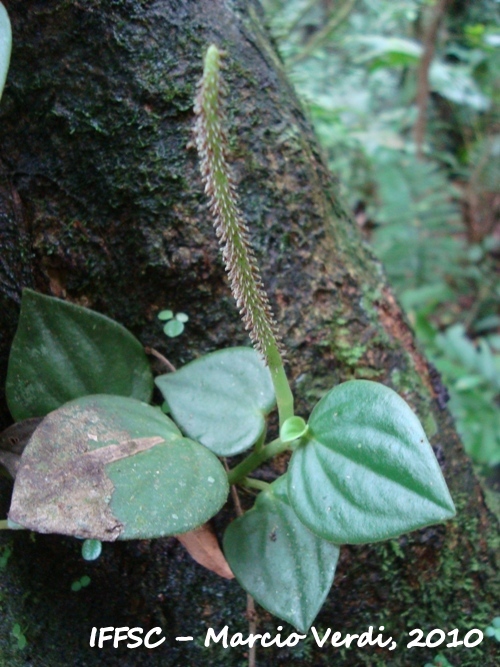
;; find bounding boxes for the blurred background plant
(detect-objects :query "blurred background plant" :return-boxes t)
[263,0,500,470]
[485,616,500,641]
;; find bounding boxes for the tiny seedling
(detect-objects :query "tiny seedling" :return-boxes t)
[71,575,91,592]
[11,623,27,650]
[0,44,455,633]
[158,310,189,338]
[485,616,500,642]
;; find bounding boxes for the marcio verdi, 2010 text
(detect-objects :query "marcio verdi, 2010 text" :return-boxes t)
[89,624,484,651]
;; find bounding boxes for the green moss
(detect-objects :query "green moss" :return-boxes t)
[329,326,367,367]
[353,367,385,380]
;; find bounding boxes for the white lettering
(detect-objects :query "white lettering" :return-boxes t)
[248,634,263,648]
[330,631,344,646]
[205,626,229,648]
[98,627,114,648]
[230,632,248,647]
[344,633,359,648]
[127,628,143,649]
[311,627,331,647]
[357,626,373,647]
[283,632,306,647]
[144,628,165,649]
[113,627,129,648]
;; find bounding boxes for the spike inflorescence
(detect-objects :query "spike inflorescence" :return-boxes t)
[193,45,284,363]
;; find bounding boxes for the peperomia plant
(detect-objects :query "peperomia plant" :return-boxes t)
[0,44,455,633]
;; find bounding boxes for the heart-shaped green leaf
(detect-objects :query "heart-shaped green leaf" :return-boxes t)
[0,3,11,102]
[6,289,154,420]
[9,395,228,540]
[288,380,455,544]
[155,347,275,456]
[223,475,339,633]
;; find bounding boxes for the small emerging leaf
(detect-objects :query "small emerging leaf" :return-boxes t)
[158,310,174,321]
[288,380,455,544]
[155,347,275,456]
[280,416,308,443]
[6,290,153,421]
[223,476,339,633]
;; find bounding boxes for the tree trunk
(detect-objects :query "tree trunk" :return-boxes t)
[0,1,498,665]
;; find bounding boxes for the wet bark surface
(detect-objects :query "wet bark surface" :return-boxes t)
[0,1,498,665]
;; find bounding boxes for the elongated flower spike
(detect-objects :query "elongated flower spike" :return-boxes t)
[194,44,283,362]
[194,44,294,426]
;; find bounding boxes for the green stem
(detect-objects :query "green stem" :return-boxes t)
[254,427,267,454]
[240,478,270,492]
[227,437,290,485]
[267,345,294,426]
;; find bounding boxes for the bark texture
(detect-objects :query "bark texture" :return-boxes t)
[0,1,498,665]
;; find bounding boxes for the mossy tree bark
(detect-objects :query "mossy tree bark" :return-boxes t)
[0,1,498,665]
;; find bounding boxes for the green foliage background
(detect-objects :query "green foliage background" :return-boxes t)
[264,0,500,468]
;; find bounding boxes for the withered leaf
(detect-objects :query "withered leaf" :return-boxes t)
[9,395,229,542]
[177,523,234,579]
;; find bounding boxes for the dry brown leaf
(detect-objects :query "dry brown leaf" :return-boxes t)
[9,402,165,541]
[176,523,234,579]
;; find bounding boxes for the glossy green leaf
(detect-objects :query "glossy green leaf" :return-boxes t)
[6,289,154,421]
[9,395,228,540]
[223,476,339,633]
[288,380,455,544]
[155,347,275,456]
[0,2,11,102]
